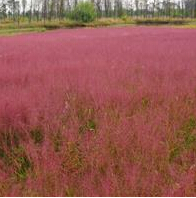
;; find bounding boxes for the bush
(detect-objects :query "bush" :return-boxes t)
[134,18,188,25]
[70,2,96,23]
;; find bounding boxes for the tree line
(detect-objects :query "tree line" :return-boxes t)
[0,0,196,23]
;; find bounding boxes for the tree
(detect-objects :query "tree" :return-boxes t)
[0,0,7,21]
[29,0,33,23]
[104,0,111,17]
[135,0,139,17]
[114,0,124,17]
[74,0,78,7]
[22,0,27,18]
[59,0,65,20]
[43,0,47,24]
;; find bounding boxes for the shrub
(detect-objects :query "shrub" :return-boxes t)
[134,18,188,25]
[121,14,128,22]
[70,2,96,23]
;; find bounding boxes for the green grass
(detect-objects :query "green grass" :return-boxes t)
[0,17,196,36]
[171,23,196,29]
[0,27,46,36]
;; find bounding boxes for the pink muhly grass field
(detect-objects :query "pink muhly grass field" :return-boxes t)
[0,27,196,196]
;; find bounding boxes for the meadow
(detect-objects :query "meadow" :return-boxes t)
[0,27,196,196]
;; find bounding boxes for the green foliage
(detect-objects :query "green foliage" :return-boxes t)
[182,116,196,149]
[121,14,128,22]
[135,18,188,25]
[30,127,44,145]
[79,119,97,134]
[0,148,5,159]
[0,130,20,166]
[0,142,32,181]
[70,2,96,23]
[86,119,96,131]
[43,24,60,29]
[0,148,11,166]
[184,133,196,149]
[169,146,181,162]
[182,116,196,133]
[169,116,196,162]
[13,147,31,181]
